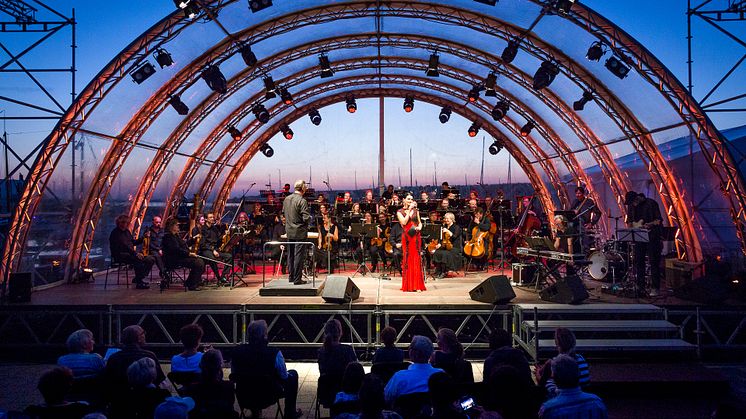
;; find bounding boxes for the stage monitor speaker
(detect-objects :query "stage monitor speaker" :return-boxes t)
[322,276,360,304]
[469,275,515,304]
[540,276,588,304]
[8,272,32,303]
[673,275,729,305]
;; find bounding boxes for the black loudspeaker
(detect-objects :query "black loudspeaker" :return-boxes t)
[673,275,729,304]
[540,276,589,304]
[469,275,516,304]
[8,272,32,303]
[322,276,360,304]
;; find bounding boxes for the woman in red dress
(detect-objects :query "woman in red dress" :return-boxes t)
[397,194,425,292]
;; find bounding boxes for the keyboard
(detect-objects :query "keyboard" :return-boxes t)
[516,247,586,263]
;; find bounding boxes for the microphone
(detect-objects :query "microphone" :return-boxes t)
[323,180,329,185]
[250,182,256,186]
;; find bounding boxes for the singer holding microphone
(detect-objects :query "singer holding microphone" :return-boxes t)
[397,194,425,292]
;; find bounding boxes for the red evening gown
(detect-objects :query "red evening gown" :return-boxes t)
[399,209,426,292]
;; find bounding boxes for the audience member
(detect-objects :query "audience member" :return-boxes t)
[318,319,358,377]
[24,366,94,418]
[182,349,237,419]
[57,329,105,378]
[483,328,532,386]
[334,362,365,404]
[537,328,590,398]
[430,328,472,383]
[428,372,467,419]
[154,396,195,419]
[231,320,300,419]
[126,357,171,418]
[384,335,443,406]
[337,374,402,419]
[170,324,204,374]
[373,326,405,364]
[485,366,540,419]
[538,355,606,419]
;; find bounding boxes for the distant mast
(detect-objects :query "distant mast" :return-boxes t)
[480,136,485,185]
[409,148,413,187]
[354,170,358,191]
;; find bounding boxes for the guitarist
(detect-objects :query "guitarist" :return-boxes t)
[433,213,462,278]
[625,191,663,297]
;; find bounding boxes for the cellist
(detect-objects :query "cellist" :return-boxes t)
[463,207,492,270]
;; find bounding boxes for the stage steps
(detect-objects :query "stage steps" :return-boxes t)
[512,303,695,362]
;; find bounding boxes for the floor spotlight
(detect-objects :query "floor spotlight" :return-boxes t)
[468,122,481,137]
[228,126,242,140]
[488,140,503,155]
[403,96,415,113]
[154,49,174,68]
[484,72,497,97]
[426,53,439,77]
[439,106,452,124]
[573,91,594,111]
[468,86,480,103]
[309,109,322,126]
[520,121,534,137]
[249,0,273,13]
[263,76,277,99]
[532,61,559,90]
[239,43,257,67]
[260,143,274,157]
[253,104,270,124]
[168,94,189,115]
[586,41,605,62]
[605,56,630,79]
[130,62,156,84]
[501,40,519,64]
[202,64,227,94]
[319,54,334,78]
[346,96,357,113]
[491,100,510,121]
[280,124,294,140]
[280,88,293,105]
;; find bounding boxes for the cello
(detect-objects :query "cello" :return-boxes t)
[505,196,541,258]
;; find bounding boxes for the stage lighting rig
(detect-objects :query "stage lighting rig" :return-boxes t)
[280,124,294,140]
[239,43,258,67]
[439,106,452,124]
[130,62,156,84]
[174,0,200,19]
[249,0,273,13]
[501,40,519,64]
[154,49,174,68]
[403,96,415,113]
[573,91,594,111]
[346,96,357,113]
[202,64,227,94]
[263,76,277,99]
[586,41,605,62]
[468,86,480,103]
[280,88,293,105]
[491,100,510,121]
[228,126,242,140]
[309,109,322,126]
[520,121,534,137]
[605,56,630,79]
[319,54,334,78]
[426,53,440,77]
[484,72,497,97]
[253,104,270,124]
[168,94,189,115]
[552,0,575,14]
[468,122,481,137]
[260,143,274,157]
[488,140,503,155]
[532,61,559,90]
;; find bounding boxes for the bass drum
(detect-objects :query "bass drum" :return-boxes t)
[587,251,627,281]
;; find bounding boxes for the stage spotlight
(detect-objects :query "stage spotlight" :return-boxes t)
[346,96,357,113]
[202,64,227,94]
[253,104,270,124]
[174,0,200,19]
[520,121,534,137]
[280,124,294,140]
[403,96,415,113]
[468,86,480,103]
[491,100,510,121]
[468,122,481,137]
[532,61,560,90]
[319,54,334,78]
[280,88,293,105]
[130,62,156,84]
[168,94,189,115]
[439,106,452,124]
[249,0,273,13]
[228,126,242,140]
[573,90,594,111]
[484,72,497,97]
[553,0,575,14]
[488,140,503,155]
[308,109,322,126]
[586,41,605,62]
[426,53,439,77]
[79,267,93,282]
[501,40,519,64]
[154,49,174,68]
[239,43,257,67]
[263,76,277,99]
[260,143,274,157]
[605,56,630,79]
[474,0,498,5]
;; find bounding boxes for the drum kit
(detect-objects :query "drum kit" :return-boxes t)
[582,225,647,285]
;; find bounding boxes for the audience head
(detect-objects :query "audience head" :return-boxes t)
[428,372,459,411]
[380,326,397,348]
[247,319,269,345]
[341,362,365,394]
[358,374,386,416]
[554,328,577,355]
[551,354,579,389]
[409,335,434,363]
[179,324,203,351]
[37,366,74,405]
[323,319,343,349]
[127,357,157,388]
[154,396,195,419]
[122,325,146,346]
[66,329,95,354]
[200,349,224,382]
[436,328,463,358]
[488,328,513,350]
[82,414,108,419]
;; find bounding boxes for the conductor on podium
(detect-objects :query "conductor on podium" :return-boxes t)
[283,180,311,285]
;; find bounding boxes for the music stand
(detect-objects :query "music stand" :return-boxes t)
[350,224,377,277]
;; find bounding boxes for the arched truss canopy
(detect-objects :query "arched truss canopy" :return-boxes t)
[3,0,744,282]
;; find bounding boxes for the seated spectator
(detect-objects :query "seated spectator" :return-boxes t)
[231,319,300,419]
[536,328,590,398]
[182,349,237,419]
[57,329,105,378]
[24,366,94,418]
[538,355,606,419]
[171,324,204,374]
[485,366,540,419]
[384,335,443,406]
[126,357,172,418]
[428,372,467,419]
[318,319,358,377]
[373,326,405,364]
[337,374,402,419]
[154,396,195,419]
[334,362,365,404]
[483,328,532,386]
[430,328,472,383]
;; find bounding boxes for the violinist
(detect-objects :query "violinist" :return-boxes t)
[198,212,233,285]
[234,211,256,275]
[342,191,353,204]
[390,194,401,207]
[382,184,395,201]
[280,183,292,198]
[469,190,479,201]
[146,216,166,279]
[433,212,462,278]
[438,198,451,212]
[420,191,430,203]
[249,203,266,237]
[360,189,378,214]
[464,207,492,270]
[162,217,205,291]
[109,214,155,289]
[316,213,339,274]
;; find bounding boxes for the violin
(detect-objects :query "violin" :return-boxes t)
[191,226,202,254]
[428,226,453,254]
[142,230,151,257]
[371,226,389,247]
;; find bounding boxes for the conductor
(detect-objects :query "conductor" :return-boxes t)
[283,180,311,285]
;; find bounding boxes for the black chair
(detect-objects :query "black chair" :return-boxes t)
[370,361,411,385]
[452,359,475,384]
[104,260,131,289]
[393,392,431,419]
[67,374,104,408]
[168,371,201,394]
[161,265,188,292]
[315,372,343,419]
[230,372,284,419]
